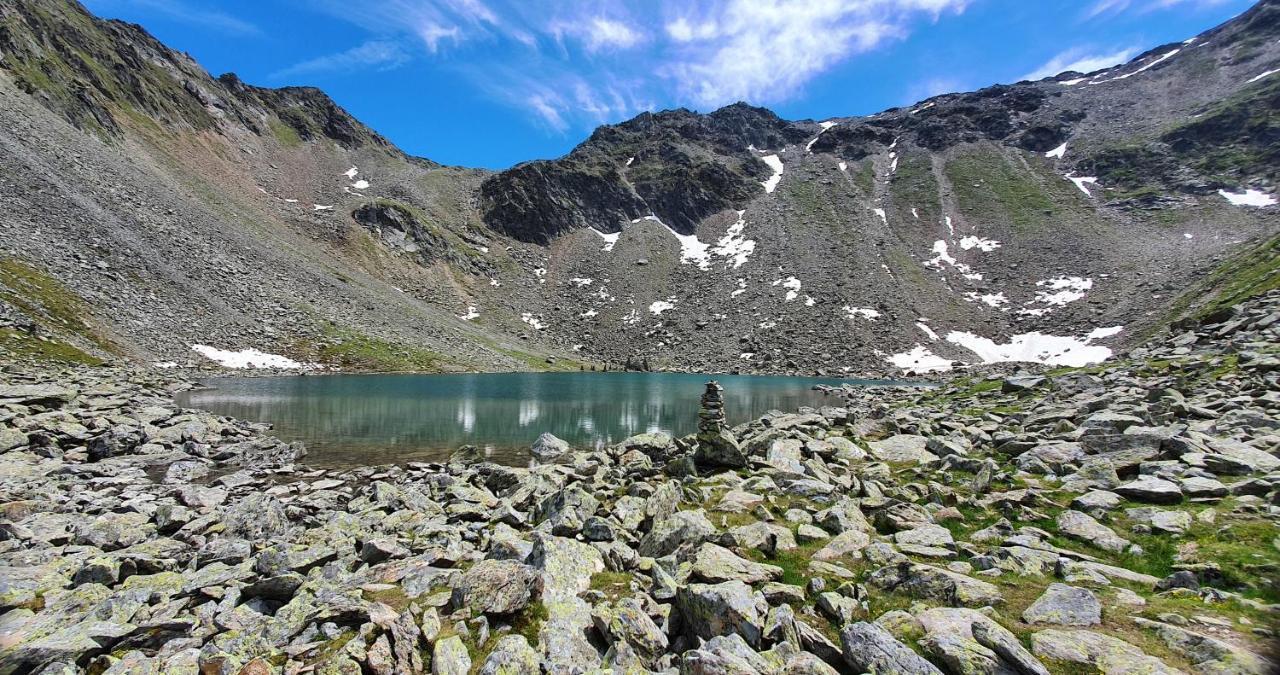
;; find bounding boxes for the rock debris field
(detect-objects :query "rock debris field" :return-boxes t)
[1,292,1279,674]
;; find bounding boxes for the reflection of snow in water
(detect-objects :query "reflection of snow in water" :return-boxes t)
[456,397,475,433]
[518,400,540,427]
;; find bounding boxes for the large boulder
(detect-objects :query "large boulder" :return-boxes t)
[528,534,605,673]
[677,580,769,647]
[531,432,572,463]
[917,607,1047,675]
[867,435,938,464]
[840,622,944,674]
[638,509,716,557]
[1030,629,1186,674]
[1022,584,1102,626]
[451,560,540,615]
[690,543,783,584]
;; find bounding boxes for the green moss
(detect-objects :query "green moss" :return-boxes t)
[0,328,103,366]
[944,147,1058,231]
[853,160,876,194]
[307,326,446,372]
[0,256,115,363]
[1168,233,1280,322]
[269,118,304,148]
[890,153,941,224]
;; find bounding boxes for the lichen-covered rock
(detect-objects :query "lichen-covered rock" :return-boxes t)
[1030,629,1187,674]
[1022,584,1102,626]
[840,621,944,674]
[677,580,769,647]
[451,559,540,615]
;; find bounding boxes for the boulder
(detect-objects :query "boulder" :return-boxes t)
[1030,629,1186,674]
[451,560,539,615]
[531,432,572,463]
[691,543,783,584]
[677,580,769,647]
[840,622,944,674]
[1022,584,1102,626]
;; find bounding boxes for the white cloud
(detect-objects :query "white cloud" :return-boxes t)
[272,41,411,80]
[297,0,970,130]
[551,17,644,52]
[659,0,968,108]
[1021,46,1138,81]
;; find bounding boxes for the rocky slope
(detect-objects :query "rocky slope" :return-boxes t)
[0,0,1276,375]
[2,288,1278,673]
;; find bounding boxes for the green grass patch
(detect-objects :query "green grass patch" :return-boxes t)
[269,118,304,148]
[589,571,634,600]
[944,146,1057,231]
[0,328,104,366]
[304,326,446,372]
[0,256,115,363]
[890,153,941,225]
[1168,233,1280,322]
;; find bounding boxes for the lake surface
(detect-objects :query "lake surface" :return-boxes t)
[176,372,906,466]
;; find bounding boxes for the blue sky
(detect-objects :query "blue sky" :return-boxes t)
[83,0,1255,169]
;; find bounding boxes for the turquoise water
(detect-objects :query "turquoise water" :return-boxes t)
[176,372,902,466]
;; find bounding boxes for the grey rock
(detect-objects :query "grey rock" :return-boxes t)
[1022,584,1102,626]
[840,621,944,674]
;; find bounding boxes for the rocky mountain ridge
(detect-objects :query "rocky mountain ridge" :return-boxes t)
[0,0,1276,376]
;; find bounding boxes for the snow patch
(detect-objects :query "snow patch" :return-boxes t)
[760,154,784,193]
[772,276,802,302]
[887,345,953,372]
[837,161,847,172]
[343,167,359,179]
[459,306,479,321]
[313,204,334,211]
[1067,175,1098,196]
[580,309,598,318]
[191,345,306,369]
[649,299,676,315]
[521,313,547,330]
[1044,143,1068,159]
[873,208,887,225]
[593,229,621,252]
[1095,49,1179,83]
[959,236,1001,252]
[1087,326,1123,340]
[916,322,939,341]
[569,277,593,287]
[1218,189,1276,207]
[1247,68,1279,84]
[625,156,634,166]
[731,278,747,298]
[1034,276,1093,306]
[844,306,880,321]
[963,291,1008,307]
[351,179,370,190]
[946,330,1113,368]
[711,211,756,268]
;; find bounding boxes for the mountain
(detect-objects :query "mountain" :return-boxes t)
[0,0,1276,375]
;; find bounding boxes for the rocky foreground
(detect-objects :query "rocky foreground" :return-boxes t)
[1,294,1279,674]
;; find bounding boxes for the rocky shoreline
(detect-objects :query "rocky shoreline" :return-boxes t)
[2,292,1279,674]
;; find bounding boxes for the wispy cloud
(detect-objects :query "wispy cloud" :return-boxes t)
[1083,0,1233,20]
[89,0,261,36]
[293,0,970,132]
[1021,46,1139,81]
[271,41,411,80]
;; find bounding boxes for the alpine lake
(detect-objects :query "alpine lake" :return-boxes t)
[176,371,913,467]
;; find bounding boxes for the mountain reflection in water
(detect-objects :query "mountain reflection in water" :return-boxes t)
[176,371,907,467]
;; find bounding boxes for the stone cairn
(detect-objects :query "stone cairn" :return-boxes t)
[697,380,726,442]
